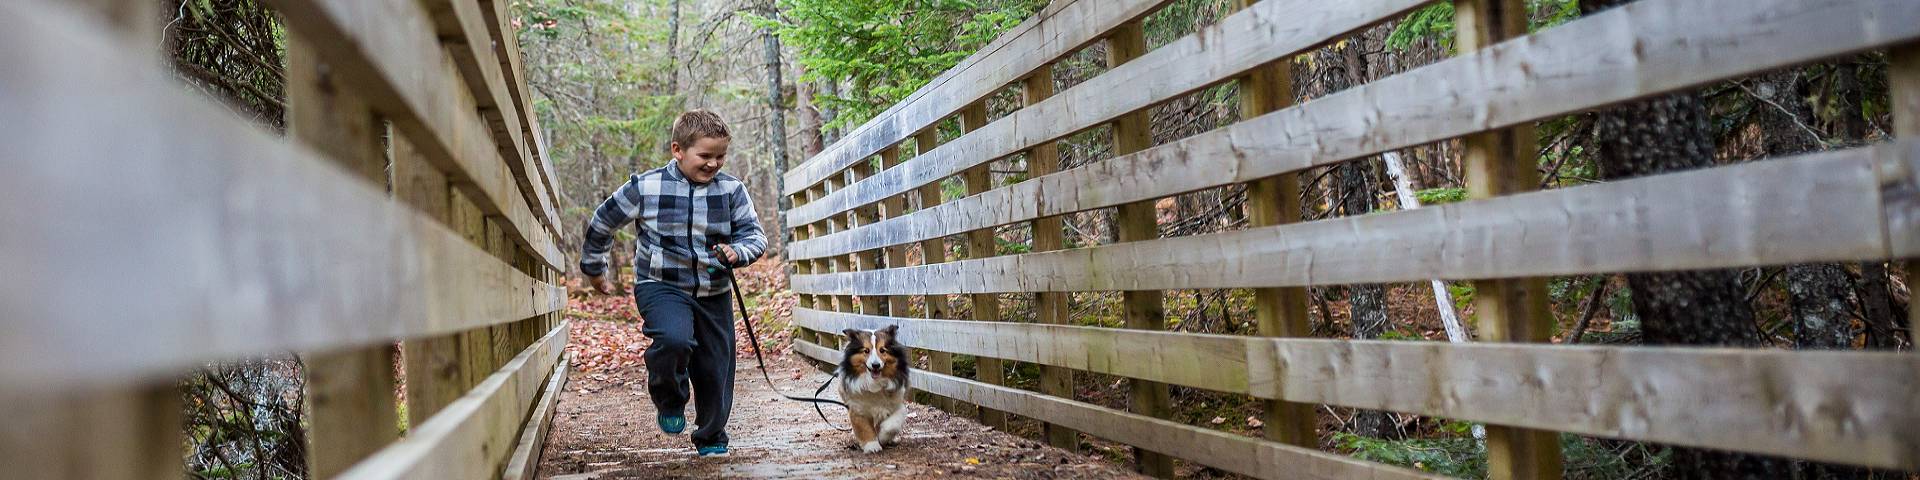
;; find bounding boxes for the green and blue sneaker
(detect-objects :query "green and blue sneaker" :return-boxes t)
[657,415,686,434]
[696,443,729,457]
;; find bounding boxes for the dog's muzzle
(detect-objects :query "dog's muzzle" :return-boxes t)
[866,357,883,372]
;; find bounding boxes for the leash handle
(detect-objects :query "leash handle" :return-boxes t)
[722,267,851,431]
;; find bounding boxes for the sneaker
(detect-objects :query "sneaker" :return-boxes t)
[657,415,686,434]
[696,443,730,457]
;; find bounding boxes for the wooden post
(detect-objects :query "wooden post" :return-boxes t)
[1233,0,1317,449]
[393,127,466,424]
[2,385,183,479]
[914,127,956,411]
[1894,43,1919,347]
[288,32,403,478]
[852,158,888,318]
[880,147,914,318]
[1455,1,1563,479]
[827,173,855,321]
[453,190,496,388]
[1106,20,1173,479]
[957,101,1008,429]
[1024,64,1081,452]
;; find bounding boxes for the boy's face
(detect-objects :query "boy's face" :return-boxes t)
[671,136,730,184]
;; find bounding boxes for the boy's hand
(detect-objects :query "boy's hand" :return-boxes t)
[589,274,616,295]
[713,244,739,267]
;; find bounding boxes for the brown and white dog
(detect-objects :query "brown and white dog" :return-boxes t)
[838,325,910,453]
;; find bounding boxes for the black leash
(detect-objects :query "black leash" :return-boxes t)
[722,267,851,431]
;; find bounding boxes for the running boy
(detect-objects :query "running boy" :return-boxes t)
[580,110,767,457]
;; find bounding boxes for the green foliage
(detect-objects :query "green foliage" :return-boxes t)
[771,0,1045,131]
[1334,424,1486,477]
[1384,2,1456,52]
[1385,0,1582,53]
[1413,187,1468,205]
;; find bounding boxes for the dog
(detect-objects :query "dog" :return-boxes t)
[837,324,910,453]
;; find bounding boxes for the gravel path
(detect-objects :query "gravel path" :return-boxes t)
[535,353,1146,479]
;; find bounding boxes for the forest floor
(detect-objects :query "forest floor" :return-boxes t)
[533,320,1144,479]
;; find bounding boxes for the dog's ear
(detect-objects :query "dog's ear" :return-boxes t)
[881,324,899,337]
[841,329,862,346]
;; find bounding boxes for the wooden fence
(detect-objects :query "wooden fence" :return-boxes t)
[0,0,570,477]
[782,0,1920,478]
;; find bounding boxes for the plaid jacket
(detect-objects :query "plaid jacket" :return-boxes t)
[580,162,767,297]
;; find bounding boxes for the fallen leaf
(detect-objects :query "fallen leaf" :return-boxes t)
[1247,416,1264,428]
[1210,416,1226,425]
[964,457,982,465]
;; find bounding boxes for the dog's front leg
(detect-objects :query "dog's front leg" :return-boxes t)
[850,412,881,453]
[876,407,906,446]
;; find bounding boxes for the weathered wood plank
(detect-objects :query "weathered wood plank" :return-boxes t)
[787,0,1920,262]
[791,338,1441,480]
[339,322,569,480]
[783,0,1172,195]
[502,353,569,480]
[792,309,1920,469]
[1454,0,1562,476]
[265,0,565,268]
[791,142,1906,295]
[0,3,567,391]
[783,0,1428,228]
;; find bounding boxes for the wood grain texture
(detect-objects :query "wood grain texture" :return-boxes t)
[791,142,1904,296]
[793,309,1920,469]
[265,0,565,268]
[0,3,566,391]
[339,322,569,480]
[783,0,1172,195]
[787,0,1920,262]
[783,0,1428,228]
[792,338,1442,480]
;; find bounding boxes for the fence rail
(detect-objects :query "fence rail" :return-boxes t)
[0,0,571,477]
[784,0,1920,477]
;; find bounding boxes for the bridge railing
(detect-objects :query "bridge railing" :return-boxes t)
[782,0,1920,478]
[0,0,571,478]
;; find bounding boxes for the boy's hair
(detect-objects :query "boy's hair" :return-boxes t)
[671,110,730,149]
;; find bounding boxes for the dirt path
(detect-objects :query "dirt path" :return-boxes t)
[535,352,1146,479]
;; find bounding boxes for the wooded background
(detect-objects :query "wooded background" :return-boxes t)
[145,0,1910,478]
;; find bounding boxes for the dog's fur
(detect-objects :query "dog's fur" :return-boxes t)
[838,325,910,453]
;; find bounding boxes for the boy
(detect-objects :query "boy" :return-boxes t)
[580,110,767,457]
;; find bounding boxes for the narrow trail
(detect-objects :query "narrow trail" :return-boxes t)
[535,350,1145,479]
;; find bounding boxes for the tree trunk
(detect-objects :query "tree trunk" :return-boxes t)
[1321,35,1395,439]
[1583,1,1788,477]
[1750,70,1858,350]
[760,0,790,249]
[796,68,825,157]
